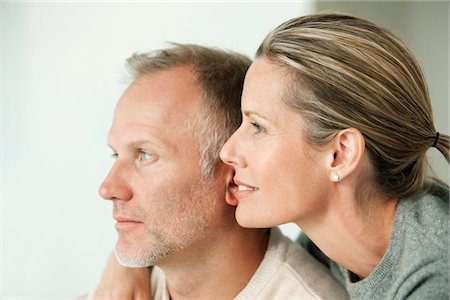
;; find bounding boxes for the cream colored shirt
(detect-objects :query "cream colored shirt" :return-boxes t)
[151,227,348,299]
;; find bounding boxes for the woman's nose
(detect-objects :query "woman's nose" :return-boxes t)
[220,131,247,168]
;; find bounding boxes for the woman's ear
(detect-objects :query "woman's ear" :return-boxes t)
[328,128,365,182]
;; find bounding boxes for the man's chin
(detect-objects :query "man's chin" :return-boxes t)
[114,245,153,268]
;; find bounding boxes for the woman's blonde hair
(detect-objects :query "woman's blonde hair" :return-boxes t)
[257,13,449,200]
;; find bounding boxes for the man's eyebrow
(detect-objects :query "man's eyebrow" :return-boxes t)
[131,139,166,149]
[107,137,170,152]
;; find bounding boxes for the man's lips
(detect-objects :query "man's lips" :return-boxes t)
[113,216,143,230]
[114,216,141,223]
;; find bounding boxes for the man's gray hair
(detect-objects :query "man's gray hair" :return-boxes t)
[126,43,251,176]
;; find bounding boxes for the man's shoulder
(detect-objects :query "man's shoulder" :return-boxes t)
[150,266,170,300]
[279,230,348,299]
[235,228,348,300]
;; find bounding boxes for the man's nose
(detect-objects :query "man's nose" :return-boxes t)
[98,161,133,201]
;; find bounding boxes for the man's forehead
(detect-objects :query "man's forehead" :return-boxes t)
[117,68,204,121]
[109,67,204,150]
[108,106,198,148]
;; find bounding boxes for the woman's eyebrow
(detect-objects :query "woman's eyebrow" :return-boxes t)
[243,110,271,122]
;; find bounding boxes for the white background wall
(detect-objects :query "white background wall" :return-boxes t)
[1,2,448,299]
[1,2,313,298]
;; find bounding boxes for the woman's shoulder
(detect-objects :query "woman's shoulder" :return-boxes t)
[391,181,448,290]
[398,180,449,249]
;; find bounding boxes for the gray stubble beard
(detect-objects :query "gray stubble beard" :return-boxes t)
[115,177,217,268]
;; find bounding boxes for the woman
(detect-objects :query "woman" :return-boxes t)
[92,13,449,299]
[219,13,449,299]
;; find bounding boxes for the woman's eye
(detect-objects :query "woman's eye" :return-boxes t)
[111,153,118,160]
[251,122,266,134]
[139,150,153,161]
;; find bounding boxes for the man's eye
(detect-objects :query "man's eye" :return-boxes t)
[139,151,153,161]
[251,122,266,134]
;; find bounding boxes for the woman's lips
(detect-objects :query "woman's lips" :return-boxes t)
[232,179,259,199]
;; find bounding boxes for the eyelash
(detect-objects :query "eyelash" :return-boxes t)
[138,150,153,161]
[251,122,266,135]
[109,151,153,161]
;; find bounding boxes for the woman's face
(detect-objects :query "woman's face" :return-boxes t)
[220,58,331,228]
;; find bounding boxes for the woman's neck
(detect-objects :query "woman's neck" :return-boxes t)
[298,187,398,279]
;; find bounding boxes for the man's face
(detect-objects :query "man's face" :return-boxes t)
[99,66,222,267]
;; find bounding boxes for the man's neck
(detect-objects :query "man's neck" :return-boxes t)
[156,226,270,300]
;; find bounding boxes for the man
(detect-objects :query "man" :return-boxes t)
[90,44,348,299]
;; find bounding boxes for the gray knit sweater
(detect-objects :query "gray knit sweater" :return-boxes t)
[298,182,449,299]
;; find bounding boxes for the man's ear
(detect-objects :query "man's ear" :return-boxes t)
[327,128,365,182]
[216,162,239,206]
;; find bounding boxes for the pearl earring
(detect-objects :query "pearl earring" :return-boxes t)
[331,173,340,182]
